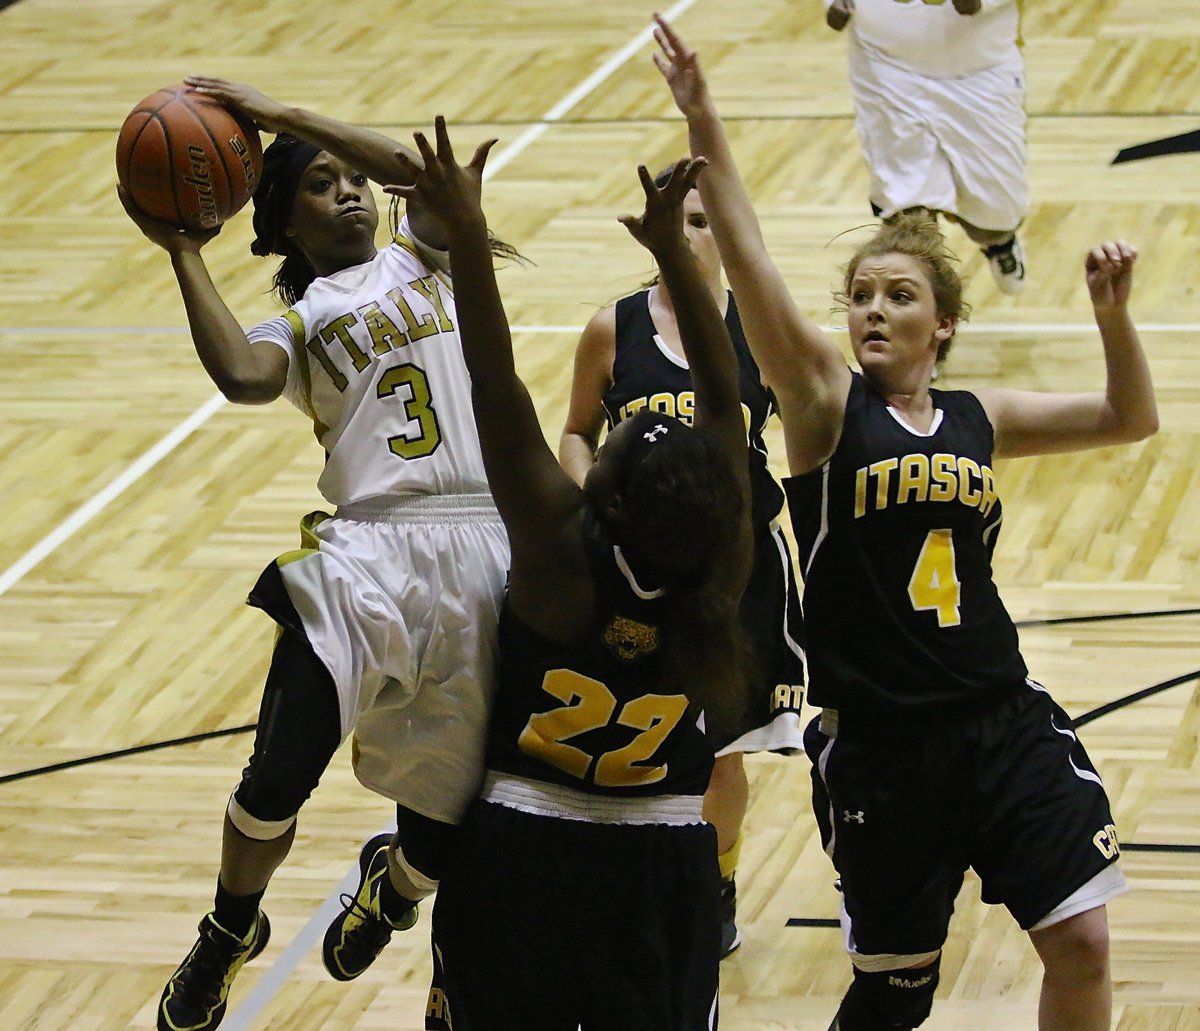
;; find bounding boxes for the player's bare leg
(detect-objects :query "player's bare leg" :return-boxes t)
[704,752,749,957]
[1028,906,1112,1031]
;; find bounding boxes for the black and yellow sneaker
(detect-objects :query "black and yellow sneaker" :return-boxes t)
[719,876,742,959]
[157,910,271,1031]
[322,833,418,981]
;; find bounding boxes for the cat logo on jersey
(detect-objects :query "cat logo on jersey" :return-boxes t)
[602,616,660,661]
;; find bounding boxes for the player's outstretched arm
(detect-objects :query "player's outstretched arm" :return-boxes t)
[618,157,752,593]
[652,14,850,475]
[979,241,1158,457]
[118,186,286,404]
[183,77,447,246]
[183,77,419,189]
[387,118,584,560]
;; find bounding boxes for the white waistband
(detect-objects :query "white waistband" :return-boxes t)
[336,493,500,524]
[482,771,705,826]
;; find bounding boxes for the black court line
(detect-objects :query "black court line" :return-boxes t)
[1074,668,1200,728]
[1016,606,1200,628]
[0,723,255,785]
[3,111,1200,138]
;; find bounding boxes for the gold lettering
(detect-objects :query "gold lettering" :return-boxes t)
[980,465,998,518]
[622,398,648,418]
[869,458,898,511]
[957,456,982,507]
[677,392,695,425]
[410,275,454,333]
[321,313,370,373]
[305,334,349,391]
[387,286,439,342]
[425,987,448,1019]
[855,466,868,519]
[897,453,930,505]
[648,392,677,417]
[1092,823,1120,860]
[358,300,406,356]
[772,683,803,710]
[929,453,957,502]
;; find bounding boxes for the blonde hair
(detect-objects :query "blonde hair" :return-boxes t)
[834,212,971,364]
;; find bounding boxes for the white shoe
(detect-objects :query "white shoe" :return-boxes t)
[984,236,1027,295]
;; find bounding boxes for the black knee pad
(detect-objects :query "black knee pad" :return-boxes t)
[394,804,457,888]
[233,628,341,830]
[836,957,940,1031]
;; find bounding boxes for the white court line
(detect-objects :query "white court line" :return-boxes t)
[5,322,1200,335]
[0,393,227,598]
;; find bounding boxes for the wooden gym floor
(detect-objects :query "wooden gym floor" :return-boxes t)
[0,0,1197,1028]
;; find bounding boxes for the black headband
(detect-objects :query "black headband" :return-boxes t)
[250,137,322,257]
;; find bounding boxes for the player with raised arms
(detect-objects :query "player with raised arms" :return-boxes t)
[651,14,1156,1031]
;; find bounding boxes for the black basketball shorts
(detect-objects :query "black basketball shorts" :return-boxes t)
[804,680,1123,962]
[425,799,720,1031]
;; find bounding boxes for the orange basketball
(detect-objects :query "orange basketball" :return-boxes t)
[116,85,263,231]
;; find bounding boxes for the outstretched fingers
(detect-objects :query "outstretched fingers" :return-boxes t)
[469,137,499,173]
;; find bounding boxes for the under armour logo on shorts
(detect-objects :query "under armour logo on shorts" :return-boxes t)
[842,810,865,824]
[643,424,670,442]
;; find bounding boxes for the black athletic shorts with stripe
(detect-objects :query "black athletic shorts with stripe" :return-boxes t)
[425,799,720,1031]
[804,680,1123,962]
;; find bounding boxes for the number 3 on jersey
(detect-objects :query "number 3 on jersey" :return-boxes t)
[907,528,962,627]
[518,669,689,787]
[377,361,442,459]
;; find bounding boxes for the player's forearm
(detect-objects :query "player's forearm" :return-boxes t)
[170,251,281,403]
[685,104,772,276]
[654,238,742,427]
[445,215,521,397]
[1095,305,1158,441]
[270,106,418,187]
[558,432,596,487]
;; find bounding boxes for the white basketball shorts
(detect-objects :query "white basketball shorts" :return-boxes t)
[276,495,510,824]
[848,38,1028,232]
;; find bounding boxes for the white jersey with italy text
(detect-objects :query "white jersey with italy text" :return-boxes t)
[247,216,488,507]
[824,0,1021,79]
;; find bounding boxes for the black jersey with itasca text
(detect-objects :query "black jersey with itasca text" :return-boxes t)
[784,373,1027,723]
[484,510,714,798]
[603,289,784,532]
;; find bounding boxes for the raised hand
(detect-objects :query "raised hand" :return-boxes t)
[652,14,710,118]
[117,184,219,254]
[384,116,497,234]
[183,76,289,133]
[617,158,707,257]
[1085,240,1137,310]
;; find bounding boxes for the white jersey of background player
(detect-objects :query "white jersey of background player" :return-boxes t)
[824,0,1030,295]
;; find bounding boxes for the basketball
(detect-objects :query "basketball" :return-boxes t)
[116,85,263,231]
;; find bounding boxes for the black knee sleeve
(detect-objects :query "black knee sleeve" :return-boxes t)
[233,628,341,828]
[835,957,940,1031]
[393,804,457,888]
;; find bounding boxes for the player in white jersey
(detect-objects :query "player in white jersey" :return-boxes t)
[120,79,515,1031]
[824,0,1030,295]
